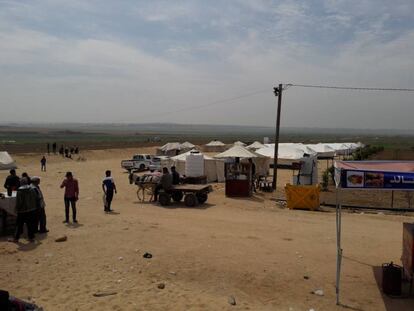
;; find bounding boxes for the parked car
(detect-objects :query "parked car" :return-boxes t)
[148,156,170,171]
[121,154,152,172]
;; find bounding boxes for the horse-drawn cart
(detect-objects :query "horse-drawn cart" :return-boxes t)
[158,184,213,207]
[130,173,213,207]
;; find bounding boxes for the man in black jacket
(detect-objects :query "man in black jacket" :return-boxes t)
[3,169,20,196]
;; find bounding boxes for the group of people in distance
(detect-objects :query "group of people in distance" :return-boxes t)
[4,170,48,243]
[46,142,79,159]
[3,168,118,243]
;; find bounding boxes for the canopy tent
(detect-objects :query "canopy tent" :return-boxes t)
[256,145,312,165]
[204,140,227,152]
[246,141,266,150]
[306,143,336,158]
[0,151,17,170]
[257,145,318,184]
[214,145,259,159]
[233,141,246,146]
[333,160,414,305]
[181,141,195,149]
[214,145,270,176]
[168,150,225,182]
[156,142,193,156]
[326,143,351,156]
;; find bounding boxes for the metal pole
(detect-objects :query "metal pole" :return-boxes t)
[272,84,283,190]
[391,190,394,209]
[335,186,340,305]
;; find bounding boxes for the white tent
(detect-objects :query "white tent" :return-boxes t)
[158,142,181,151]
[246,141,266,150]
[214,145,259,159]
[0,151,17,170]
[169,150,225,182]
[233,141,246,146]
[306,143,336,158]
[204,140,227,152]
[205,140,225,147]
[157,142,191,156]
[214,145,270,176]
[256,145,308,163]
[181,141,195,149]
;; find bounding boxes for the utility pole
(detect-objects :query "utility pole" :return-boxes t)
[272,84,283,190]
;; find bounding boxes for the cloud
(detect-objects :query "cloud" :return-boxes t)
[0,0,413,129]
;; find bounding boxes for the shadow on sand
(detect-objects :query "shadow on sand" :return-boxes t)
[133,200,215,210]
[65,222,84,229]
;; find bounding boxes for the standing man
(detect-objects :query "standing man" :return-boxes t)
[52,142,57,154]
[12,177,38,243]
[40,156,47,172]
[60,172,79,223]
[31,177,48,233]
[47,143,50,155]
[102,170,117,213]
[248,158,257,193]
[171,166,180,185]
[4,169,20,197]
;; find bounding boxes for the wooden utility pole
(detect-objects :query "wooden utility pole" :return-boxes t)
[272,84,283,190]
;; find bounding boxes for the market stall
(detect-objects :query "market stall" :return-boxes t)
[334,160,414,304]
[224,162,252,197]
[215,145,267,197]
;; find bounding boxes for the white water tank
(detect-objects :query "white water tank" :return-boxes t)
[185,152,204,177]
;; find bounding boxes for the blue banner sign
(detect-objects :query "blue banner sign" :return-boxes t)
[341,170,414,190]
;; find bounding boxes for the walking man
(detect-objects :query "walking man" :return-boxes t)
[31,177,48,233]
[102,170,117,213]
[12,177,38,243]
[40,156,47,172]
[60,172,79,223]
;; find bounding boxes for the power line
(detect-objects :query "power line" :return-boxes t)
[288,83,414,92]
[138,88,269,120]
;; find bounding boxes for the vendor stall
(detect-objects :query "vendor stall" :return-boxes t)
[215,145,264,197]
[334,160,414,304]
[224,162,252,197]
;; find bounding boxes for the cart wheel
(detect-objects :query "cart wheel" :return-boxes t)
[172,191,184,202]
[139,163,146,171]
[196,192,208,204]
[159,192,171,206]
[184,193,198,207]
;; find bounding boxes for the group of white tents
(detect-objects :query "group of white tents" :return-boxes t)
[255,142,363,164]
[157,140,363,183]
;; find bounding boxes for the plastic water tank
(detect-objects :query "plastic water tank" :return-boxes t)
[185,152,204,177]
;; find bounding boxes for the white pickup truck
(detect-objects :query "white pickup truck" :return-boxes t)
[121,154,153,172]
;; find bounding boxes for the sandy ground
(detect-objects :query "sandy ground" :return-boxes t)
[1,148,414,311]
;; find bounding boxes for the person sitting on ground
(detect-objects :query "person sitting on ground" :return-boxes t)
[31,176,48,233]
[102,170,117,213]
[171,166,180,185]
[12,177,38,243]
[4,169,20,196]
[153,167,172,202]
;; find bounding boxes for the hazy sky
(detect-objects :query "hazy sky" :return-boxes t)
[0,0,413,129]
